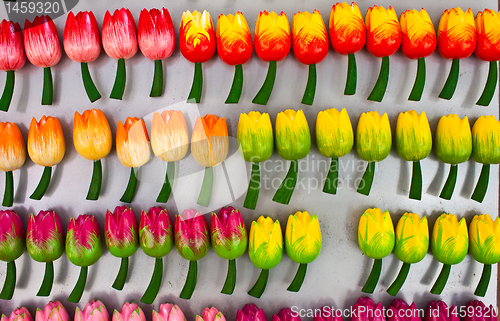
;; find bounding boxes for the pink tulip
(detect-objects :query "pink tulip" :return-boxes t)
[1,307,33,321]
[313,308,343,321]
[112,303,146,321]
[425,301,459,321]
[196,308,226,321]
[0,20,25,71]
[35,301,69,321]
[75,300,110,321]
[0,209,25,300]
[272,309,301,321]
[388,299,421,321]
[352,298,385,321]
[102,8,137,100]
[236,304,267,321]
[153,304,186,321]
[463,300,497,321]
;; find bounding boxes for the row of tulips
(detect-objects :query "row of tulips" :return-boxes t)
[1,299,498,321]
[358,209,499,298]
[1,4,499,110]
[1,109,498,209]
[0,207,321,302]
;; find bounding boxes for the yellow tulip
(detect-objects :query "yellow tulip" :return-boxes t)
[316,108,353,159]
[396,111,432,162]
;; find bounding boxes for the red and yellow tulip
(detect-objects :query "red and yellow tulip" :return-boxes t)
[437,7,476,100]
[217,12,253,103]
[253,11,291,105]
[292,10,328,105]
[0,122,25,207]
[329,2,366,95]
[365,5,401,102]
[180,10,216,103]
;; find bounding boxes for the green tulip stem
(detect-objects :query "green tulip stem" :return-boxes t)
[387,262,411,296]
[471,164,490,203]
[67,266,88,303]
[439,59,459,100]
[120,167,138,203]
[141,257,163,304]
[409,57,426,101]
[150,59,163,97]
[367,56,389,102]
[226,64,243,104]
[253,61,277,105]
[409,161,422,200]
[0,70,15,112]
[345,53,357,95]
[477,61,498,106]
[357,161,376,196]
[474,264,491,297]
[81,62,101,102]
[323,158,339,195]
[187,62,202,103]
[30,166,52,200]
[244,162,260,210]
[42,66,53,105]
[221,259,236,295]
[248,269,269,298]
[272,159,299,205]
[2,171,13,207]
[197,167,213,207]
[0,261,15,300]
[362,258,382,294]
[180,260,197,300]
[112,256,129,290]
[440,164,458,200]
[36,261,54,297]
[110,58,126,100]
[431,263,451,295]
[157,161,175,203]
[86,159,102,201]
[302,64,316,105]
[287,263,307,292]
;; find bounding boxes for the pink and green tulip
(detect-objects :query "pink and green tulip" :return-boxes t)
[210,206,248,295]
[139,206,173,304]
[105,206,139,291]
[236,304,267,321]
[66,215,103,302]
[153,304,187,321]
[75,300,110,321]
[112,303,146,321]
[26,210,64,297]
[36,301,70,321]
[1,307,33,321]
[272,309,300,321]
[196,308,226,321]
[175,209,210,300]
[0,210,24,300]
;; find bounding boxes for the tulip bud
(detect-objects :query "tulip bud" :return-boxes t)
[1,307,33,321]
[112,303,146,321]
[153,304,186,321]
[0,122,26,207]
[352,298,385,321]
[36,301,70,321]
[425,301,459,321]
[0,210,24,300]
[236,304,267,321]
[463,300,497,321]
[272,309,300,321]
[75,300,110,321]
[0,20,25,112]
[196,308,226,321]
[388,299,421,321]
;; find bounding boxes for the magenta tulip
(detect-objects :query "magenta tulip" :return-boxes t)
[272,309,301,321]
[102,8,137,100]
[463,300,497,321]
[1,307,32,321]
[425,301,459,321]
[75,300,110,321]
[138,8,175,97]
[105,205,138,290]
[24,15,61,105]
[153,304,186,321]
[0,20,25,112]
[352,297,386,321]
[388,299,421,321]
[196,308,226,321]
[26,210,64,297]
[139,206,173,303]
[236,304,267,321]
[112,303,146,321]
[313,308,343,321]
[0,210,24,300]
[64,11,101,102]
[35,301,69,321]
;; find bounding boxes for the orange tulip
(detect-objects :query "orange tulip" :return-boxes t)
[0,122,25,207]
[151,110,189,203]
[191,114,228,207]
[73,109,112,200]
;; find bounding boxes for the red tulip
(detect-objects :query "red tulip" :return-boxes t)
[0,20,25,112]
[64,11,101,103]
[236,304,267,321]
[102,8,138,100]
[24,15,61,105]
[138,8,175,97]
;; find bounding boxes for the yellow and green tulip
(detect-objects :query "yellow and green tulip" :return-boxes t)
[471,116,500,202]
[387,213,428,296]
[356,111,392,196]
[435,114,472,200]
[358,208,394,293]
[316,108,353,194]
[430,213,468,294]
[396,111,432,200]
[285,211,321,292]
